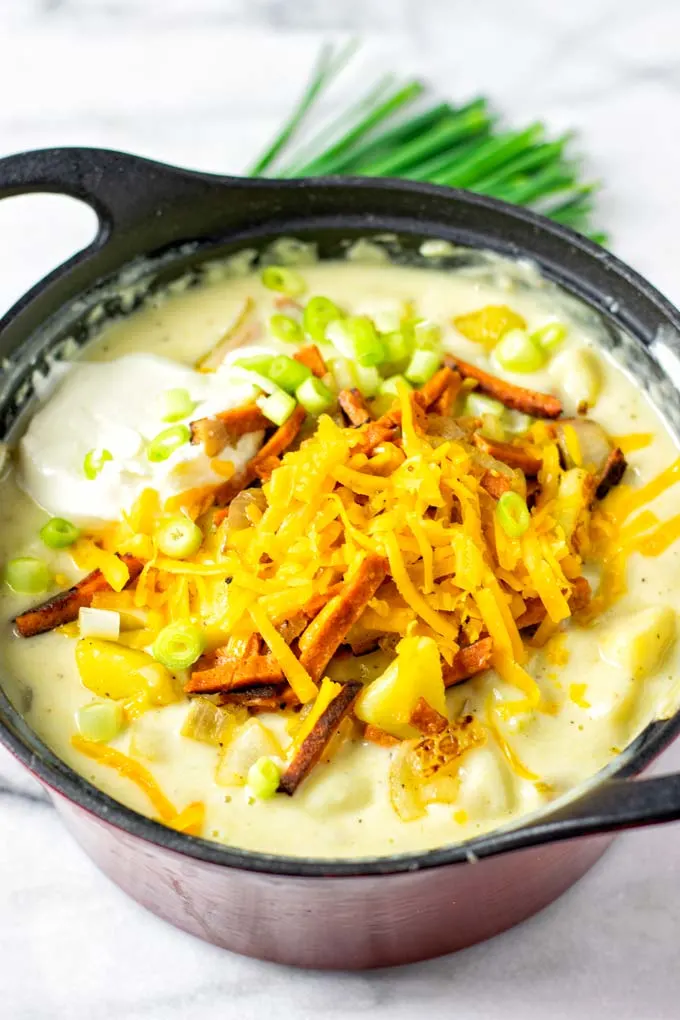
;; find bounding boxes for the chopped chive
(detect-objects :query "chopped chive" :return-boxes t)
[248,38,358,176]
[293,80,425,177]
[267,354,312,393]
[257,390,297,426]
[153,622,205,671]
[330,103,454,175]
[473,137,571,193]
[433,124,545,187]
[360,102,490,178]
[261,265,306,297]
[296,376,334,415]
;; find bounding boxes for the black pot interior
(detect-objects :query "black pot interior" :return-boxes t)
[2,163,680,876]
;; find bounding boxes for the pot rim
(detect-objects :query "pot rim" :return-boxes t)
[2,154,680,878]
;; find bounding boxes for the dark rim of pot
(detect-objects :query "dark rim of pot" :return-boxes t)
[2,168,680,878]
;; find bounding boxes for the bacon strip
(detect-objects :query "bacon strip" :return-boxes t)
[338,388,373,427]
[445,355,562,419]
[294,344,327,379]
[278,681,362,794]
[218,684,299,711]
[595,447,627,500]
[442,637,494,687]
[432,371,462,416]
[14,555,143,638]
[190,402,270,457]
[516,575,591,630]
[409,697,449,735]
[185,633,260,694]
[473,434,542,475]
[214,404,306,512]
[415,366,458,410]
[297,554,388,682]
[480,469,514,500]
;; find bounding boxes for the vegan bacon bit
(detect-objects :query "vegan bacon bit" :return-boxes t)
[14,554,143,638]
[279,681,362,795]
[442,638,494,687]
[595,447,628,500]
[338,388,373,427]
[293,344,327,379]
[297,555,388,682]
[409,697,449,735]
[190,402,270,457]
[364,723,401,747]
[445,355,563,418]
[431,371,462,416]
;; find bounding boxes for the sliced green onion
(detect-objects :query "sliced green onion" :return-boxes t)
[382,329,412,364]
[505,411,534,434]
[257,390,297,426]
[303,296,342,342]
[157,516,203,559]
[346,316,386,367]
[405,349,440,385]
[465,392,506,419]
[296,376,334,415]
[40,517,80,549]
[247,756,281,799]
[160,387,196,423]
[79,607,121,640]
[75,701,124,743]
[329,356,356,391]
[147,424,191,463]
[373,308,401,334]
[413,320,442,351]
[353,364,381,398]
[496,491,530,537]
[266,354,312,394]
[261,265,306,297]
[233,354,274,376]
[83,448,112,480]
[480,413,506,442]
[378,374,412,399]
[153,622,205,671]
[5,557,51,594]
[531,322,567,351]
[269,313,304,345]
[495,329,546,374]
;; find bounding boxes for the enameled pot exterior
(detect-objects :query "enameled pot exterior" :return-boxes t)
[3,147,680,968]
[52,791,612,969]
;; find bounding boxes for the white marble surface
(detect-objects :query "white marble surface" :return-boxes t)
[1,2,680,1017]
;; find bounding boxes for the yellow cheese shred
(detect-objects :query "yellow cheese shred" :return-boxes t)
[249,602,318,704]
[71,735,177,821]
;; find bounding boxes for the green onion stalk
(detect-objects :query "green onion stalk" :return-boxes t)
[248,41,604,243]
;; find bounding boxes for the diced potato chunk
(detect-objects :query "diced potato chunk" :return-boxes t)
[599,606,677,681]
[355,636,447,739]
[551,348,601,408]
[554,468,593,543]
[453,305,526,347]
[215,718,282,787]
[75,638,178,706]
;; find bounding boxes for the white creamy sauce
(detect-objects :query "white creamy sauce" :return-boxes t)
[18,353,263,525]
[2,258,680,858]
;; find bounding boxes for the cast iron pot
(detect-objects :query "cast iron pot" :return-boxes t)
[2,147,680,970]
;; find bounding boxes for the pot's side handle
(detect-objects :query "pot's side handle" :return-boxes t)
[503,771,680,853]
[0,146,243,243]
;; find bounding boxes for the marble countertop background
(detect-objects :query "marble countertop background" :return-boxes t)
[1,1,680,1017]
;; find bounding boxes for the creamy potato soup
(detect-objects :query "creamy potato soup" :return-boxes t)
[2,252,680,858]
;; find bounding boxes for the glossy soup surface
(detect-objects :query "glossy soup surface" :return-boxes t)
[2,254,679,857]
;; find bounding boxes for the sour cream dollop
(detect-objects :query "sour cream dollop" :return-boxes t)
[18,353,264,524]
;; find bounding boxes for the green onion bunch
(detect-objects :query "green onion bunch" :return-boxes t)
[249,40,604,243]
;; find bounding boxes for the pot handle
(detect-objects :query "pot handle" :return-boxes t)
[504,768,680,852]
[0,146,242,242]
